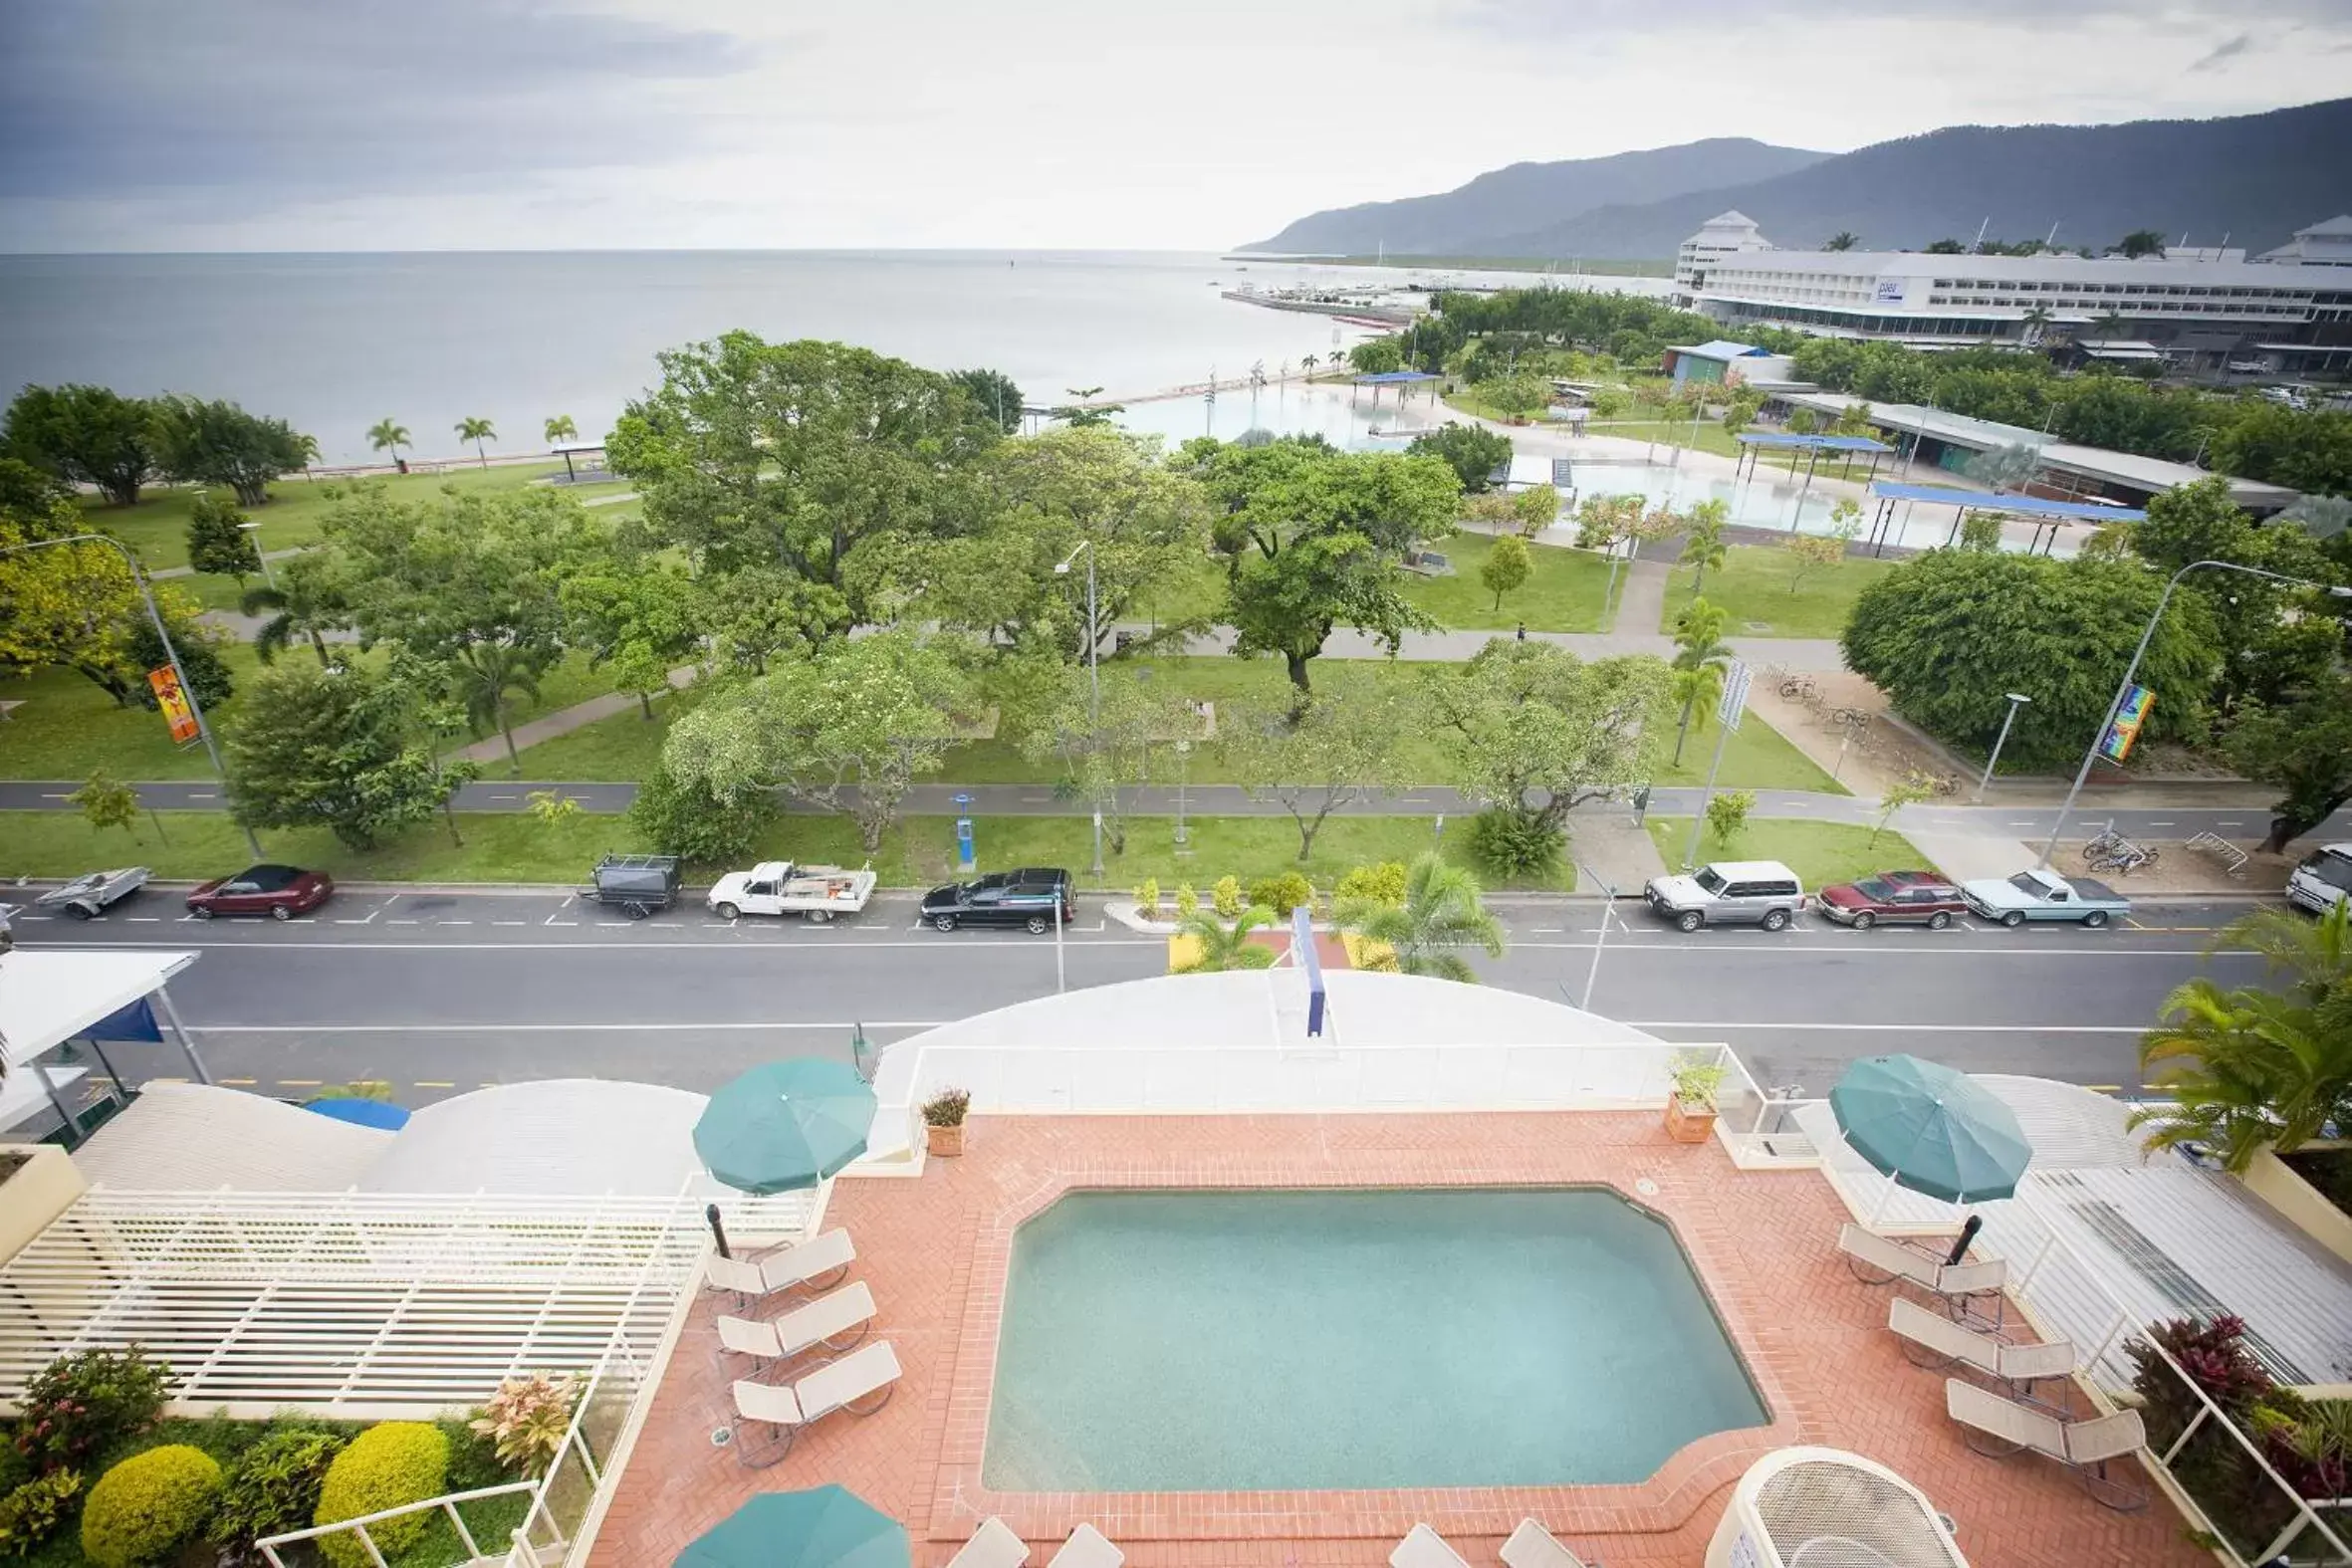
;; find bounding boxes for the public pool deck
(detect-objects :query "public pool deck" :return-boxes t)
[588,1112,2201,1568]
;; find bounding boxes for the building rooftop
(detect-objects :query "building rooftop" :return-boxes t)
[1670,339,1773,361]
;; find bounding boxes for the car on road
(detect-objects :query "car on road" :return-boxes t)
[1642,860,1806,932]
[38,866,151,920]
[921,867,1075,934]
[1816,870,1967,931]
[186,864,335,921]
[2286,844,2352,918]
[1960,867,2129,929]
[708,860,878,923]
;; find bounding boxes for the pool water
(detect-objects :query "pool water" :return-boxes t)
[983,1188,1767,1492]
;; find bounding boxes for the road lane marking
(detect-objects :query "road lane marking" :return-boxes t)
[220,1077,257,1085]
[188,1021,949,1032]
[1626,1021,2148,1033]
[276,1078,322,1086]
[413,1080,455,1088]
[127,916,158,922]
[493,920,527,927]
[438,920,473,926]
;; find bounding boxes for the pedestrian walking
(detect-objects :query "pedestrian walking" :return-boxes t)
[1516,621,1527,641]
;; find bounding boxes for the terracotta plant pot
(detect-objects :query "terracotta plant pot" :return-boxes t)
[1664,1097,1717,1144]
[926,1122,966,1158]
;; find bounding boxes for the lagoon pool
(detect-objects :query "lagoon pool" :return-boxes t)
[983,1188,1766,1493]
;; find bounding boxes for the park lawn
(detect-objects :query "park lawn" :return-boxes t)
[1130,554,1227,628]
[1583,418,1745,460]
[1660,542,1897,639]
[1647,707,1845,794]
[1644,817,1934,887]
[83,461,609,571]
[1403,532,1611,631]
[503,687,689,780]
[0,809,1508,893]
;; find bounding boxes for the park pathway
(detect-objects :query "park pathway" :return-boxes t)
[1607,559,1670,636]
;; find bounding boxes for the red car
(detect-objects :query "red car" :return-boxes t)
[1817,870,1966,930]
[186,864,335,921]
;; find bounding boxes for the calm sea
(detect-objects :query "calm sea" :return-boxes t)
[0,251,1660,465]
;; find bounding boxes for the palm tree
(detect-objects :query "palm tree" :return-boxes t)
[242,585,335,665]
[2128,904,2352,1172]
[2090,309,2128,341]
[2018,304,2053,346]
[1331,853,1505,984]
[366,419,410,467]
[449,641,544,774]
[1678,502,1728,593]
[1670,597,1732,766]
[2112,229,2167,260]
[1824,231,1860,252]
[456,416,496,468]
[544,414,578,447]
[1172,905,1280,973]
[1301,353,1318,379]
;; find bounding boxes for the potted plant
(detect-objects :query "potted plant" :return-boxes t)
[1664,1056,1729,1143]
[922,1088,971,1158]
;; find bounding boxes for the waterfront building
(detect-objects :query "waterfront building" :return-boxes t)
[1678,217,2352,375]
[2256,214,2352,268]
[1670,209,1771,304]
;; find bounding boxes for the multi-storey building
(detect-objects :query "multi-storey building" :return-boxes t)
[1670,210,1771,304]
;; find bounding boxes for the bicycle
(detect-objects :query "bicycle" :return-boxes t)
[1929,774,1960,797]
[1779,674,1817,701]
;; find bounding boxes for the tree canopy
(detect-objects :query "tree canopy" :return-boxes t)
[153,395,316,506]
[1426,639,1669,840]
[222,660,459,850]
[1406,422,1513,494]
[2,384,160,507]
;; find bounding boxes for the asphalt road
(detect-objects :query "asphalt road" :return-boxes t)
[12,886,2269,1107]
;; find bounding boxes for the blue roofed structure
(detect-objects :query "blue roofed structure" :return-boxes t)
[1861,481,2145,558]
[1663,339,1790,388]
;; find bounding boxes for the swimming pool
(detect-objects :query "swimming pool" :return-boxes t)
[983,1188,1766,1492]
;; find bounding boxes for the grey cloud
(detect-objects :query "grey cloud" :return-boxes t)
[2190,32,2256,70]
[0,1,764,205]
[1450,0,2352,34]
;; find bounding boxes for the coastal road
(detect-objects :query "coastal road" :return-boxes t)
[12,888,2266,1105]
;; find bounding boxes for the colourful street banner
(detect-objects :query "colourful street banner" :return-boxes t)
[2096,683,2154,766]
[147,665,199,745]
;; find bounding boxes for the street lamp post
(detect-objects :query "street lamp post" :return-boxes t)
[2038,560,2352,868]
[1569,855,1619,1011]
[238,522,277,587]
[2,533,261,856]
[1056,541,1103,876]
[1975,692,2032,800]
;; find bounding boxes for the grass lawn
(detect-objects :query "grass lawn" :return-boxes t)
[1645,816,1932,885]
[1584,418,1744,460]
[0,809,1512,892]
[1130,554,1228,628]
[1661,542,1897,639]
[1647,708,1845,794]
[1403,533,1611,631]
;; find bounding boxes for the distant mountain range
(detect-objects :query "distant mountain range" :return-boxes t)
[1242,99,2352,261]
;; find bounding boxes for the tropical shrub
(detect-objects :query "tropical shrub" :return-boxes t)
[13,1347,173,1470]
[1171,907,1278,974]
[209,1425,347,1558]
[0,1469,82,1558]
[1171,882,1199,918]
[1334,861,1407,907]
[1210,875,1244,918]
[468,1374,580,1477]
[313,1422,449,1568]
[1247,872,1313,917]
[81,1445,223,1568]
[1465,806,1561,878]
[1331,853,1507,984]
[1130,878,1160,914]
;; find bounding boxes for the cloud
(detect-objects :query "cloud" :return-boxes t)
[0,1,763,205]
[2189,32,2256,70]
[1448,0,2352,34]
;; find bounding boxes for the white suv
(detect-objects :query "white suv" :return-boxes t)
[2286,845,2352,918]
[1644,859,1807,932]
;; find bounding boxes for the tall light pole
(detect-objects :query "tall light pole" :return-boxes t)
[239,521,278,587]
[1975,692,2031,800]
[1056,541,1102,876]
[2,533,262,856]
[2038,560,2351,867]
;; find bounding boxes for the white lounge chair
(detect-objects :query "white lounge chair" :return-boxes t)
[1391,1525,1471,1568]
[1889,1297,2072,1397]
[706,1229,856,1307]
[1501,1518,1591,1568]
[1839,1225,2006,1318]
[1945,1378,2148,1510]
[1049,1524,1123,1568]
[717,1281,878,1370]
[948,1518,1029,1568]
[729,1340,902,1466]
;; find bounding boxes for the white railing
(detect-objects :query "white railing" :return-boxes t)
[258,1480,538,1568]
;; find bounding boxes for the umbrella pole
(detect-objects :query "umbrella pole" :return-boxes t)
[1868,1166,1898,1226]
[706,1203,732,1259]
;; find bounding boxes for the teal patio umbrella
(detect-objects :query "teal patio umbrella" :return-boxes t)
[695,1059,876,1195]
[1829,1054,2031,1206]
[675,1485,909,1568]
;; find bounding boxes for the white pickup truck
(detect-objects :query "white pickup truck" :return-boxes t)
[706,861,879,923]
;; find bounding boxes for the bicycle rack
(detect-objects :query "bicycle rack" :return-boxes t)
[2186,830,2249,879]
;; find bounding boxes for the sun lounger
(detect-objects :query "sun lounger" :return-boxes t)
[948,1518,1030,1568]
[1945,1378,2148,1510]
[1839,1225,2007,1316]
[1049,1524,1123,1568]
[1889,1298,2072,1394]
[1391,1525,1471,1568]
[706,1229,856,1306]
[1501,1518,1591,1568]
[729,1340,902,1466]
[717,1280,878,1369]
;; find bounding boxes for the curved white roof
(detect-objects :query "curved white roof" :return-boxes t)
[355,1078,721,1198]
[0,950,195,1070]
[75,1083,391,1191]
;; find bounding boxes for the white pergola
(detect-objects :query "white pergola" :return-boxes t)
[0,949,208,1137]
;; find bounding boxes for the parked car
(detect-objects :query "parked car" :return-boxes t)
[1643,860,1806,932]
[707,861,878,923]
[1816,870,1967,931]
[186,864,334,920]
[1960,868,2129,929]
[2285,843,2352,918]
[921,867,1075,934]
[38,866,151,920]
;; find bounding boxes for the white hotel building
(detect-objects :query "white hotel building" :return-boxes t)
[1671,212,2352,375]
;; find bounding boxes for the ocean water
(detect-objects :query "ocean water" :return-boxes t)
[0,251,1660,467]
[984,1188,1765,1492]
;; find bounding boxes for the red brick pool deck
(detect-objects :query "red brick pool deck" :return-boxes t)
[588,1113,2198,1568]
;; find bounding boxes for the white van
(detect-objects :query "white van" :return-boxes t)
[2286,844,2352,917]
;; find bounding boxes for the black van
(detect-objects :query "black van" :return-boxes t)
[920,867,1075,934]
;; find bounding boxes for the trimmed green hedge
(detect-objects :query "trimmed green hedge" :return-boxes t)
[81,1444,222,1567]
[314,1422,450,1568]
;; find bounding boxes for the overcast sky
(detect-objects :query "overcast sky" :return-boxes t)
[3,0,2347,253]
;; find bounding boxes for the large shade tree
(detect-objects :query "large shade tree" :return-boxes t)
[1224,678,1406,860]
[152,395,317,506]
[2,384,159,506]
[223,661,460,850]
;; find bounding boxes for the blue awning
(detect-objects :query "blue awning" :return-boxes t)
[1867,482,2146,524]
[1350,370,1439,384]
[1737,433,1896,453]
[306,1097,411,1130]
